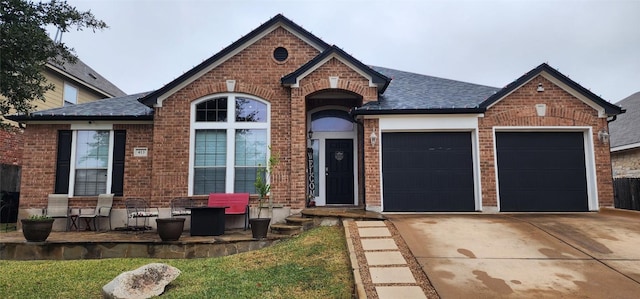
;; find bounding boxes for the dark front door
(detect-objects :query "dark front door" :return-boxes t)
[325,139,354,204]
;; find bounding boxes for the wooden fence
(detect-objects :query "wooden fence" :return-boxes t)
[614,178,640,211]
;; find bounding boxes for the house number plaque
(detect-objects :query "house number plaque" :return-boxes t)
[133,147,148,157]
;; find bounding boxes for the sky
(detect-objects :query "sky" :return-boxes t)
[53,0,640,103]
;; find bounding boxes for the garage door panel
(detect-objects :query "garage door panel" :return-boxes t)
[383,132,475,212]
[496,132,588,212]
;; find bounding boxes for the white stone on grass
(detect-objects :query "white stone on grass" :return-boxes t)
[102,263,181,299]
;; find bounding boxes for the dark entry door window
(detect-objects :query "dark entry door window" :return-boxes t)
[325,139,354,204]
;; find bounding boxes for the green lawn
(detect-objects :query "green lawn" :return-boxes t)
[0,226,353,298]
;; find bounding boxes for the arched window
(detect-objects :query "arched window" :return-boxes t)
[191,94,270,195]
[310,110,354,132]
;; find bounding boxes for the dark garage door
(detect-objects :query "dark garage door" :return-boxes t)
[382,132,475,212]
[496,132,588,212]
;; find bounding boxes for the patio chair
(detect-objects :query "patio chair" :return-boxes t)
[125,198,159,231]
[170,198,193,217]
[78,194,114,231]
[44,194,70,231]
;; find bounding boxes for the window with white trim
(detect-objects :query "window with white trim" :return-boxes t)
[191,94,269,195]
[63,82,78,106]
[73,131,109,195]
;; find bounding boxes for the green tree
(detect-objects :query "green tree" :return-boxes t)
[0,0,107,124]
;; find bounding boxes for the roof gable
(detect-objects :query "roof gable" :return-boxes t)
[281,45,390,93]
[141,14,330,107]
[480,63,623,117]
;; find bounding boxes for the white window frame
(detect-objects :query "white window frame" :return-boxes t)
[63,82,78,106]
[68,124,114,197]
[188,93,271,195]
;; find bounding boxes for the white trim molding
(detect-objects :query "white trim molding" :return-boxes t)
[491,126,598,212]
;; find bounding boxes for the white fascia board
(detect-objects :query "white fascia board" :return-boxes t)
[378,114,481,131]
[46,64,114,98]
[156,22,327,107]
[290,53,376,88]
[485,71,606,118]
[540,73,607,118]
[611,142,640,152]
[493,125,591,132]
[22,120,153,125]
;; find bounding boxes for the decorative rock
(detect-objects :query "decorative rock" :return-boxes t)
[102,263,181,299]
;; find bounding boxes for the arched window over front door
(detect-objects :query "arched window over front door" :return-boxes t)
[307,108,357,204]
[310,110,354,132]
[189,94,270,195]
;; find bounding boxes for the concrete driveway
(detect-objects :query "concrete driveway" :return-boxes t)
[387,211,640,298]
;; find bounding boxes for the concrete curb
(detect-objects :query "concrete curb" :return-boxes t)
[343,220,367,299]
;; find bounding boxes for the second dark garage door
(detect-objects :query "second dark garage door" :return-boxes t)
[496,132,589,212]
[382,132,475,212]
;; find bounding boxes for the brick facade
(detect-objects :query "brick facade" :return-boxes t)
[19,124,68,208]
[14,17,619,220]
[478,75,613,208]
[147,28,377,210]
[0,126,24,166]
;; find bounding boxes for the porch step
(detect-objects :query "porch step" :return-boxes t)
[270,223,303,235]
[285,216,315,230]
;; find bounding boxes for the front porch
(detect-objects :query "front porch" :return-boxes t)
[0,207,384,260]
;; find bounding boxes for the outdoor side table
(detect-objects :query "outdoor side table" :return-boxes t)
[188,206,228,236]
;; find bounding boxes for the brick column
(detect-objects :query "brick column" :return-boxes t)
[290,88,307,209]
[363,119,381,211]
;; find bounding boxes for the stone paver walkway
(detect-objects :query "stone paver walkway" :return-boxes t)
[348,220,428,299]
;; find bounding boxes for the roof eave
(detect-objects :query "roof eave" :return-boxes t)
[281,45,391,92]
[45,63,115,98]
[6,115,154,122]
[351,107,486,116]
[480,63,624,116]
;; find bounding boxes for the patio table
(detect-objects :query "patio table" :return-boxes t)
[188,206,228,236]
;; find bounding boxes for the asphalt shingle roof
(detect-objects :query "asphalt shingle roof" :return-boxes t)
[8,92,153,121]
[609,91,640,148]
[48,57,126,98]
[353,66,500,114]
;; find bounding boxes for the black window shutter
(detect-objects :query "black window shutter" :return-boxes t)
[54,130,72,194]
[111,130,126,196]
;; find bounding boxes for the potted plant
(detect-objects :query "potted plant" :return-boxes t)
[21,215,54,242]
[250,147,279,239]
[156,217,185,241]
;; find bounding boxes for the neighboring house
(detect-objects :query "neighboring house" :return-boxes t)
[609,91,640,178]
[0,56,125,218]
[8,14,623,230]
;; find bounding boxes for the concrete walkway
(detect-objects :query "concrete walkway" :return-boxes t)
[388,212,640,298]
[345,220,431,298]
